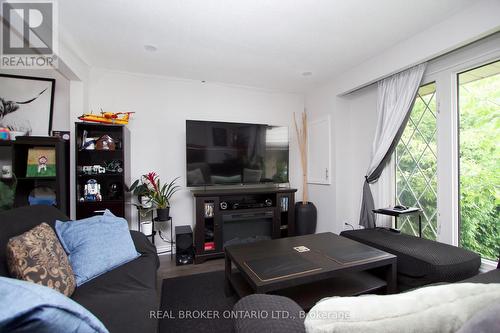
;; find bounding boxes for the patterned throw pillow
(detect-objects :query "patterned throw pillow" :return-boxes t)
[6,222,76,296]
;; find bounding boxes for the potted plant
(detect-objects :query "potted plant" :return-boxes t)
[129,176,153,208]
[131,172,180,221]
[293,111,317,235]
[0,174,17,211]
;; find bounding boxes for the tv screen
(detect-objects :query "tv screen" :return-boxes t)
[186,120,289,187]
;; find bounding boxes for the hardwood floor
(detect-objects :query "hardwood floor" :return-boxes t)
[157,254,224,279]
[156,254,225,301]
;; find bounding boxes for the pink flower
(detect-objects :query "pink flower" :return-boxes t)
[145,172,159,192]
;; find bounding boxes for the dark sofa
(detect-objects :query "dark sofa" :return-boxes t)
[0,205,159,333]
[233,265,500,333]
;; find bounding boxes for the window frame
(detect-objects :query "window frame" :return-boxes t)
[389,33,500,268]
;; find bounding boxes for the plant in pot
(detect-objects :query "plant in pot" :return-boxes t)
[140,172,180,221]
[0,174,17,211]
[129,176,153,209]
[293,111,317,235]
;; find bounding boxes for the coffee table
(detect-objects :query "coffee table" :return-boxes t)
[224,232,397,310]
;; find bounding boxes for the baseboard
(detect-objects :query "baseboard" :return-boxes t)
[156,243,174,255]
[480,259,498,273]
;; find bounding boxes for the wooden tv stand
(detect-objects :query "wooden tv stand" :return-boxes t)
[191,187,296,264]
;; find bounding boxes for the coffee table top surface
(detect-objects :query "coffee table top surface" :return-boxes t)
[225,232,396,291]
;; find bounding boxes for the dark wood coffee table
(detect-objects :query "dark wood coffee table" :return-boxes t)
[224,232,397,309]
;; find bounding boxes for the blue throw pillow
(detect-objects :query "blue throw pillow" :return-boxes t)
[55,210,140,286]
[0,276,109,333]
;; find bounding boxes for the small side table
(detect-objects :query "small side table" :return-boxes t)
[136,206,175,258]
[372,207,423,238]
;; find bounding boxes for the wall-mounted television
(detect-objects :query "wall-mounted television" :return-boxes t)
[186,120,289,187]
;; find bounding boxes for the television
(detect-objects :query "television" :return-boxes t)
[186,120,289,187]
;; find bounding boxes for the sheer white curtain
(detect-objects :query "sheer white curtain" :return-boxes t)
[359,63,427,228]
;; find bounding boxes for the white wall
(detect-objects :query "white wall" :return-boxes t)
[335,0,500,94]
[0,68,71,131]
[88,68,304,251]
[305,9,499,236]
[306,82,378,234]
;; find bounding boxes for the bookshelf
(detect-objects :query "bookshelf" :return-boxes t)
[75,122,130,219]
[8,136,69,215]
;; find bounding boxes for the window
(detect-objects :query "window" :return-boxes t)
[387,34,499,264]
[458,60,500,261]
[395,82,438,240]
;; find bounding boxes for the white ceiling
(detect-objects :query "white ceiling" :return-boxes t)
[60,0,474,92]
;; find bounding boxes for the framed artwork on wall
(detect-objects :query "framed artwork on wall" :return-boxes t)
[0,74,55,136]
[26,147,57,177]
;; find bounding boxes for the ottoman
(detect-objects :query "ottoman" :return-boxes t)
[340,228,481,291]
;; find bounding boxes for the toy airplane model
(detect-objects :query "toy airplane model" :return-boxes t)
[78,111,134,125]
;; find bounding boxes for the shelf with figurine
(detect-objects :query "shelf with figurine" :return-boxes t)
[77,178,123,202]
[75,122,130,220]
[77,160,124,176]
[2,136,70,216]
[78,111,134,126]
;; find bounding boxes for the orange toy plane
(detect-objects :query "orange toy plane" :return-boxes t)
[78,111,134,125]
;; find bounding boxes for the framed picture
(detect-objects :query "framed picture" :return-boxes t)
[26,147,56,177]
[0,74,55,136]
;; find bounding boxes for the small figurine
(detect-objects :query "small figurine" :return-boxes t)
[92,165,106,174]
[95,135,116,151]
[82,166,93,174]
[78,111,134,125]
[80,165,106,175]
[108,182,122,200]
[80,130,96,150]
[104,160,123,173]
[84,179,102,202]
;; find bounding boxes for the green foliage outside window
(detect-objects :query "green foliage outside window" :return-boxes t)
[459,70,500,261]
[396,65,499,261]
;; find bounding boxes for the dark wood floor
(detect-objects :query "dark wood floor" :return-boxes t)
[156,254,225,301]
[157,254,224,279]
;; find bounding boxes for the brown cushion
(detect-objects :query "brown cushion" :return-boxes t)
[6,222,76,296]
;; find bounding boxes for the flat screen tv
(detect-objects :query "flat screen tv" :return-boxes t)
[186,120,289,187]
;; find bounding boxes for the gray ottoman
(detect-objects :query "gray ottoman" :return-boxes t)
[233,294,305,333]
[340,228,481,291]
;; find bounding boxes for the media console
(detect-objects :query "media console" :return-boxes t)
[191,187,297,264]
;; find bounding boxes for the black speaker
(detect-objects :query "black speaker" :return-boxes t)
[175,225,194,266]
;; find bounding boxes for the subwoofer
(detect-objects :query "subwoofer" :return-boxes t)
[175,225,194,266]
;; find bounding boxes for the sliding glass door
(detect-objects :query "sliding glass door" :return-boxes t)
[457,60,500,260]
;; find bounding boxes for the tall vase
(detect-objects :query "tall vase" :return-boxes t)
[295,202,317,235]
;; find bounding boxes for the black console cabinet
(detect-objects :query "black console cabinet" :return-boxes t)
[192,187,296,264]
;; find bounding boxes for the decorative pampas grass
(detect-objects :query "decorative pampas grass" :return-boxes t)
[294,110,309,204]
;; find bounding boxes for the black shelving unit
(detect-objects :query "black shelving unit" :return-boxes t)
[10,136,69,215]
[135,205,175,258]
[0,140,13,179]
[75,122,130,219]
